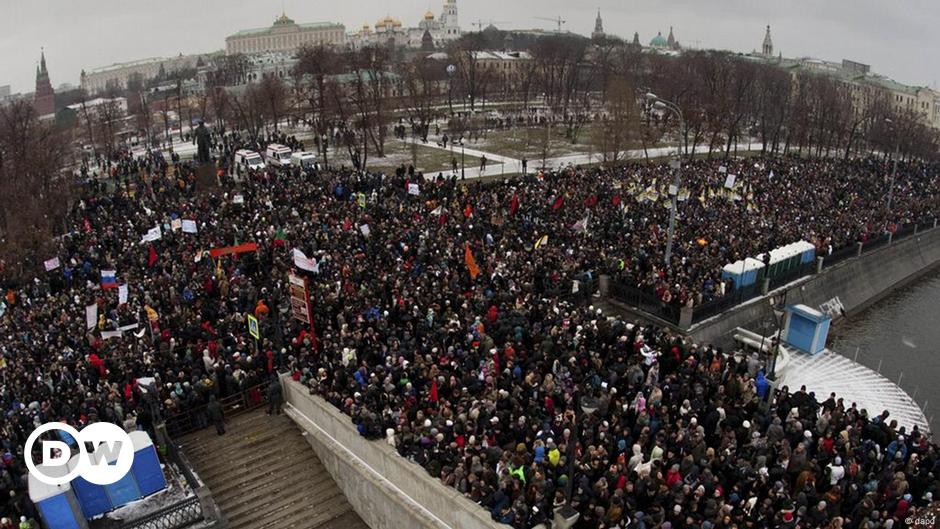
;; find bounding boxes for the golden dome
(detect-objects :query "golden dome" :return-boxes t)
[376,16,402,28]
[424,11,435,20]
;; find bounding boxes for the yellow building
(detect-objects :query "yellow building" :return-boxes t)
[225,12,345,55]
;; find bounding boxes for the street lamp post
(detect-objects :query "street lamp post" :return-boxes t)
[645,93,685,266]
[885,120,900,222]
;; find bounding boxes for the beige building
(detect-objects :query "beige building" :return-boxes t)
[81,54,203,95]
[226,13,345,55]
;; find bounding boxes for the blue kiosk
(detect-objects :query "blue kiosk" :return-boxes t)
[29,430,168,529]
[782,304,832,355]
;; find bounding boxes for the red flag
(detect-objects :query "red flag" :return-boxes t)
[147,245,157,267]
[463,204,473,219]
[83,218,92,233]
[342,217,352,231]
[552,196,564,211]
[429,379,439,403]
[583,195,598,207]
[509,192,519,215]
[612,195,622,206]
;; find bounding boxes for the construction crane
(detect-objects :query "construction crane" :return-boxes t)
[471,19,511,31]
[534,16,566,33]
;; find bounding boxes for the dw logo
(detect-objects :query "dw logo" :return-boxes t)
[25,422,134,486]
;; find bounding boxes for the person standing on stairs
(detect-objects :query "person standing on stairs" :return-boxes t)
[207,395,225,436]
[267,376,283,416]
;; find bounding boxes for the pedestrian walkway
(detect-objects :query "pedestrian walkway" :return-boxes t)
[419,140,766,180]
[777,345,931,435]
[179,410,369,529]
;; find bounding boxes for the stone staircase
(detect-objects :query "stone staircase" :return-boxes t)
[179,410,370,529]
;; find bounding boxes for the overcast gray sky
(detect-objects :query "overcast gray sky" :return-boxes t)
[2,0,938,94]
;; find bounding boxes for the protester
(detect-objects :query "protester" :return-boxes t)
[0,136,936,527]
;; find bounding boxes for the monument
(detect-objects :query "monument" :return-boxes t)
[193,121,219,190]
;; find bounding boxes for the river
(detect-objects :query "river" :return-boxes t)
[829,269,940,433]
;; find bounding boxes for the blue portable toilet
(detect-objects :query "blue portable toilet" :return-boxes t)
[129,431,167,496]
[782,304,831,355]
[28,465,89,529]
[86,448,142,508]
[67,454,112,518]
[793,240,817,264]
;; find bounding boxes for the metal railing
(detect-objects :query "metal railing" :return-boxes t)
[110,496,207,529]
[165,382,267,438]
[822,243,858,269]
[609,281,681,325]
[691,281,763,325]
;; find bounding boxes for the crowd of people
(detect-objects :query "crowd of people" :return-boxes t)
[0,136,937,528]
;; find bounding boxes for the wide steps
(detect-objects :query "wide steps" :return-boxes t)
[179,410,368,528]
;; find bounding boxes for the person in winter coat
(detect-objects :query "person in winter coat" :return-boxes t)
[206,395,225,435]
[266,376,283,415]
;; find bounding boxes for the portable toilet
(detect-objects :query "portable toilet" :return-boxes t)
[129,431,167,497]
[782,304,832,355]
[90,447,141,508]
[28,465,89,529]
[67,454,112,518]
[794,240,817,264]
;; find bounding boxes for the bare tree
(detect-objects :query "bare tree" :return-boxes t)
[0,101,72,277]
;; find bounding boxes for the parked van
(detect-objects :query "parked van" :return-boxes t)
[234,149,264,175]
[291,151,318,170]
[265,143,292,167]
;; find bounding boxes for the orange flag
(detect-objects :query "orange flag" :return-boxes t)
[464,243,480,280]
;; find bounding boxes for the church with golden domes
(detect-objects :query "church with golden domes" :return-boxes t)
[346,0,461,50]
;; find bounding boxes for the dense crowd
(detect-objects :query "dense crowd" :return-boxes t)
[0,139,937,528]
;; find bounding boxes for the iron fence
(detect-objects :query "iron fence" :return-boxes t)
[861,233,891,254]
[822,243,858,269]
[111,496,206,529]
[609,281,681,325]
[165,382,267,438]
[691,282,763,325]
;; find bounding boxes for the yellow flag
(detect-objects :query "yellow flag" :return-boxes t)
[534,235,549,249]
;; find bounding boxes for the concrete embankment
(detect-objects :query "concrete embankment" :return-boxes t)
[282,378,505,529]
[690,224,940,348]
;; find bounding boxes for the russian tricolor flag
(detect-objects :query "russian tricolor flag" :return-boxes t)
[101,270,118,289]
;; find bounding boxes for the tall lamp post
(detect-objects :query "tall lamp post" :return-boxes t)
[884,118,900,226]
[644,93,685,266]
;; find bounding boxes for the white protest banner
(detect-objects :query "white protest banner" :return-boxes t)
[182,220,198,234]
[118,284,128,305]
[141,226,162,244]
[101,330,123,340]
[233,194,245,204]
[170,219,182,231]
[292,248,320,273]
[408,183,420,196]
[359,224,371,237]
[718,165,728,174]
[44,257,61,271]
[723,174,737,189]
[118,323,139,332]
[85,304,98,330]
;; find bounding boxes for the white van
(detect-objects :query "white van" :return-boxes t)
[291,151,318,170]
[234,149,264,175]
[265,143,292,167]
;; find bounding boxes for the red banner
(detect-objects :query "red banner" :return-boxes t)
[209,242,258,258]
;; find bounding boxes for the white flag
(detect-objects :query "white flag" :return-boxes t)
[233,194,245,204]
[408,183,420,196]
[723,174,737,189]
[43,257,61,271]
[430,206,443,216]
[85,304,98,330]
[292,248,320,273]
[359,224,371,237]
[182,220,198,233]
[118,284,129,305]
